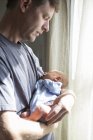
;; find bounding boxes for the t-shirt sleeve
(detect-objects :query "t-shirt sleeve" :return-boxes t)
[0,58,16,111]
[25,44,44,79]
[32,53,44,78]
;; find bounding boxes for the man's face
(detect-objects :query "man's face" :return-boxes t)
[21,1,55,42]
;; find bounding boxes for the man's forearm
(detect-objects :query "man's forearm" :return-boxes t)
[17,116,57,139]
[0,111,57,140]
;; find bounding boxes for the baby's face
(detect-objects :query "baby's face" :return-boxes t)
[43,71,63,82]
[43,71,68,88]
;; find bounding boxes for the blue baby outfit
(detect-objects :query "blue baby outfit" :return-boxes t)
[30,79,62,113]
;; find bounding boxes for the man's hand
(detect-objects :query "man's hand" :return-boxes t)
[20,90,75,126]
[45,90,75,125]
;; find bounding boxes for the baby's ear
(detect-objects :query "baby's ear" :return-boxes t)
[54,76,62,82]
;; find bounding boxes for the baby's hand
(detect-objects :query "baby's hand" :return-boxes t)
[20,104,51,122]
[29,103,51,121]
[20,109,30,118]
[36,103,51,114]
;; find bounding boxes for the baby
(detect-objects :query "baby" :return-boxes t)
[21,71,68,123]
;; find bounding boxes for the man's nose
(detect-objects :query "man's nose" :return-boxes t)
[43,20,49,32]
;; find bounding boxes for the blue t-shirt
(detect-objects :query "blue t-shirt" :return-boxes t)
[0,34,54,140]
[0,34,44,114]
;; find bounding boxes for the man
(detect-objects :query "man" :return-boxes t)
[0,0,74,140]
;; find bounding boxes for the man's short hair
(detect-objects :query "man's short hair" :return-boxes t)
[7,0,18,9]
[7,0,59,12]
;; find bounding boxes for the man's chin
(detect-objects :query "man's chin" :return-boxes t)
[29,36,37,43]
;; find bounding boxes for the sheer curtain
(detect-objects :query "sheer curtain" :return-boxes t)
[45,0,93,140]
[45,0,70,139]
[45,0,69,74]
[69,0,93,140]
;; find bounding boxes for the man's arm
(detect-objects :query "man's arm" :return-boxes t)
[0,111,58,140]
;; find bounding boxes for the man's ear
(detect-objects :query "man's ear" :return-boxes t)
[20,0,32,13]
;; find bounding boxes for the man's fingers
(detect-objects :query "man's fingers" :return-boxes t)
[50,110,68,124]
[45,105,62,121]
[46,108,68,125]
[45,90,75,125]
[46,106,68,125]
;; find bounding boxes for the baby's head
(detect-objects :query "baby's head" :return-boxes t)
[42,71,68,88]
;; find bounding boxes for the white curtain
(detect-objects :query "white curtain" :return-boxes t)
[45,0,70,139]
[45,0,69,75]
[45,0,93,140]
[68,0,93,140]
